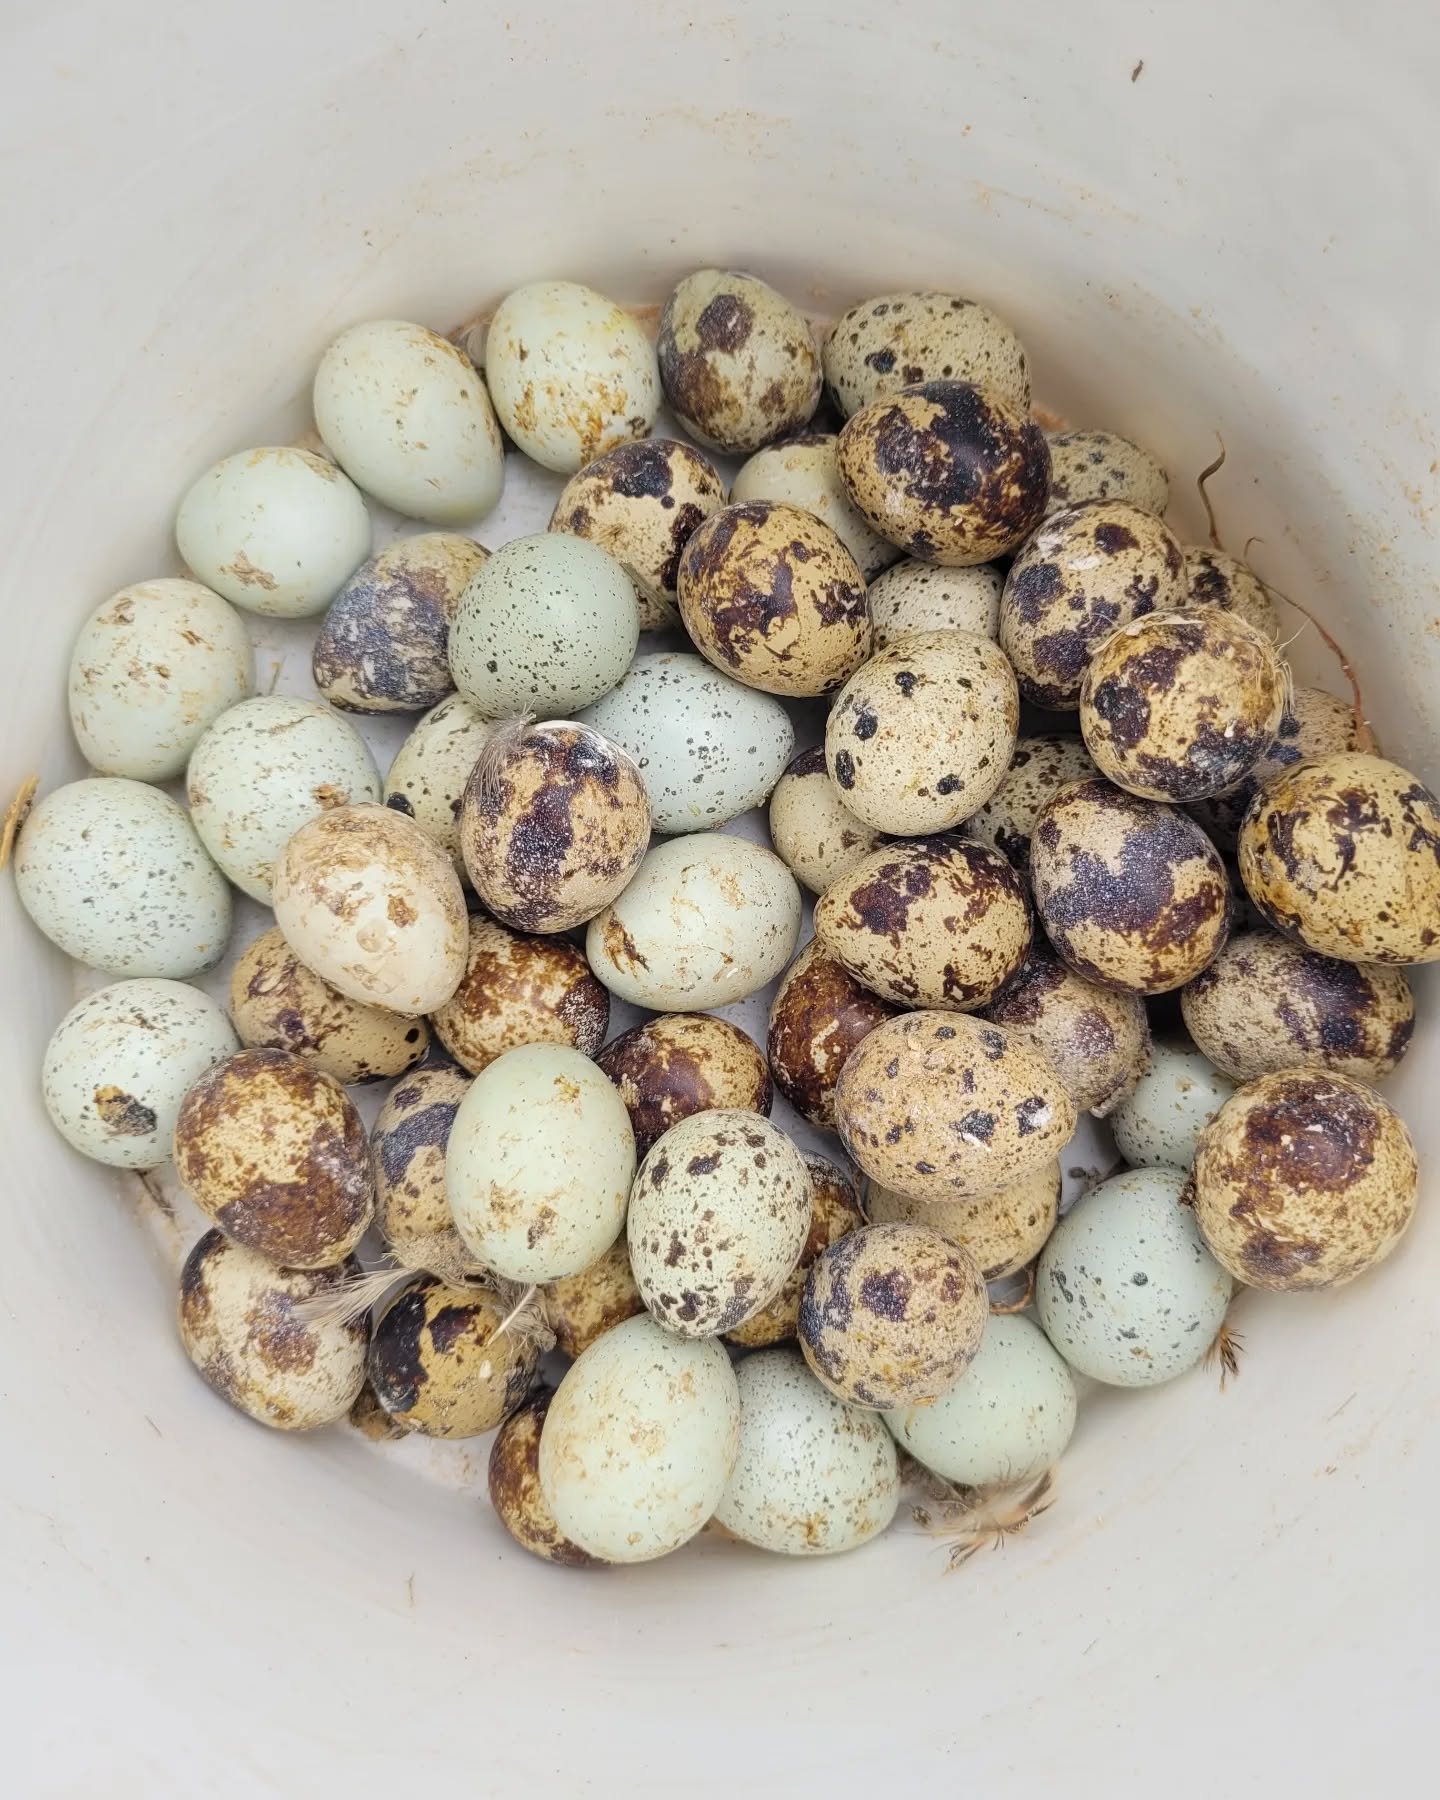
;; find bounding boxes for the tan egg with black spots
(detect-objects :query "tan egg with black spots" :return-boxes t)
[678,500,869,697]
[815,837,1031,1011]
[657,269,821,454]
[488,1390,603,1567]
[542,1237,646,1359]
[1180,929,1415,1085]
[838,381,1050,567]
[962,735,1098,871]
[1182,547,1280,640]
[822,291,1031,418]
[1238,753,1440,965]
[864,1160,1060,1282]
[371,1060,472,1255]
[229,926,429,1084]
[730,433,900,580]
[725,1154,866,1348]
[833,1011,1076,1202]
[1188,686,1363,850]
[1046,430,1169,516]
[627,1111,812,1339]
[867,559,1003,648]
[1080,610,1288,804]
[383,694,495,878]
[824,628,1018,834]
[549,438,727,631]
[1000,502,1187,709]
[596,1014,772,1159]
[1190,1070,1418,1291]
[1029,779,1230,994]
[766,939,901,1131]
[429,914,609,1076]
[368,1275,538,1439]
[798,1221,987,1410]
[459,723,649,934]
[768,746,886,896]
[983,942,1150,1116]
[173,1047,374,1268]
[177,1230,368,1431]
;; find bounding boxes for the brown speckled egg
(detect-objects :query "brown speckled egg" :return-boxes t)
[1190,1070,1418,1290]
[767,939,900,1130]
[312,532,487,714]
[542,1237,646,1358]
[229,926,429,1084]
[677,500,869,697]
[657,269,821,453]
[1182,547,1280,640]
[383,695,495,878]
[459,722,649,934]
[488,1390,602,1567]
[837,381,1050,567]
[983,942,1150,1115]
[1180,929,1414,1085]
[797,1221,987,1409]
[1080,609,1288,803]
[429,914,609,1075]
[596,1013,772,1158]
[627,1111,813,1338]
[768,746,887,896]
[549,438,727,632]
[178,1229,367,1430]
[822,291,1031,417]
[1046,430,1169,516]
[863,1159,1060,1280]
[1238,752,1440,964]
[815,837,1031,1011]
[1030,779,1230,993]
[725,1153,866,1347]
[834,1011,1075,1201]
[962,734,1098,870]
[1188,686,1363,849]
[824,628,1018,833]
[173,1047,373,1267]
[867,559,1004,647]
[1000,502,1187,709]
[371,1060,472,1255]
[368,1275,538,1438]
[730,432,900,580]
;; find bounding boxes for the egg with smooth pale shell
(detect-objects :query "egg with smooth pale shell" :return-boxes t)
[866,559,1003,647]
[1109,1040,1236,1170]
[429,914,609,1076]
[488,1390,603,1567]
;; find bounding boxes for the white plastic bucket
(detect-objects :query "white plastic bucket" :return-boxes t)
[3,2,1436,1791]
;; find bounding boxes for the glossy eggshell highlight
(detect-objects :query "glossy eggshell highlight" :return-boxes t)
[768,746,886,896]
[429,914,609,1076]
[766,938,901,1131]
[725,1154,867,1348]
[488,1391,603,1567]
[596,1014,772,1158]
[864,1161,1061,1282]
[368,1276,538,1439]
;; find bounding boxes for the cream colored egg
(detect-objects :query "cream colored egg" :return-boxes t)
[371,1060,472,1256]
[983,942,1150,1115]
[1188,685,1362,849]
[726,1154,866,1348]
[962,734,1098,870]
[585,833,801,1011]
[1183,546,1280,640]
[823,291,1031,416]
[67,579,253,780]
[488,1391,603,1567]
[864,1161,1060,1282]
[730,433,899,579]
[368,1276,538,1439]
[446,1044,635,1283]
[596,1013,772,1157]
[271,803,468,1016]
[383,693,495,876]
[538,1315,741,1563]
[1046,430,1169,516]
[867,559,1004,647]
[542,1237,646,1359]
[430,913,609,1075]
[485,280,660,474]
[768,746,886,896]
[766,939,900,1131]
[313,319,504,524]
[824,628,1018,833]
[1109,1040,1236,1170]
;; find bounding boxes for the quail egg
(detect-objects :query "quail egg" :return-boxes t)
[368,1275,538,1439]
[430,913,609,1075]
[768,746,887,895]
[726,1154,866,1348]
[596,1013,772,1157]
[542,1237,646,1359]
[962,735,1098,871]
[1045,430,1169,516]
[822,291,1031,416]
[1109,1039,1237,1170]
[730,433,900,579]
[766,938,900,1131]
[983,941,1149,1115]
[383,693,495,875]
[1182,546,1280,640]
[488,1390,603,1567]
[371,1060,472,1256]
[866,559,1004,647]
[1188,686,1362,849]
[864,1160,1061,1282]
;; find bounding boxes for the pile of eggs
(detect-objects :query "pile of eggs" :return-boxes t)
[13,269,1435,1571]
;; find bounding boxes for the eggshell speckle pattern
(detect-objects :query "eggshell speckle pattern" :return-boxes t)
[371,1061,472,1255]
[768,746,887,896]
[42,979,239,1169]
[866,559,1003,648]
[726,1154,866,1348]
[542,1237,646,1359]
[178,1230,367,1431]
[1182,546,1280,641]
[580,651,793,834]
[549,439,726,631]
[833,1011,1076,1202]
[657,269,821,454]
[596,1014,772,1158]
[585,833,801,1011]
[962,735,1098,871]
[67,579,253,780]
[1046,430,1169,516]
[983,942,1150,1116]
[1191,1070,1419,1291]
[383,693,495,875]
[824,628,1018,833]
[14,778,231,978]
[678,500,869,697]
[1109,1040,1237,1171]
[538,1315,740,1564]
[887,1313,1076,1488]
[429,914,609,1076]
[1188,686,1361,850]
[368,1276,538,1439]
[864,1161,1060,1282]
[1237,752,1440,965]
[488,1390,602,1567]
[731,433,900,580]
[766,939,900,1131]
[1036,1167,1233,1386]
[1000,502,1187,709]
[446,1044,635,1283]
[815,837,1031,1011]
[1030,779,1230,994]
[798,1221,988,1410]
[823,291,1031,417]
